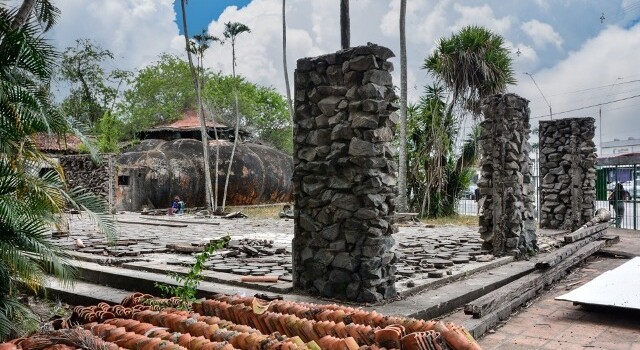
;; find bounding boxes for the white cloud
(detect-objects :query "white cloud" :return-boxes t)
[49,0,182,71]
[30,0,640,143]
[513,23,640,146]
[521,19,563,49]
[451,4,513,34]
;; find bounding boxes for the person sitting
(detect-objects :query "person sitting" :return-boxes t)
[170,196,184,215]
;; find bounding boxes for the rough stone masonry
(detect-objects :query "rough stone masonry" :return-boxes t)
[60,154,115,199]
[292,44,398,302]
[539,118,597,231]
[478,94,537,257]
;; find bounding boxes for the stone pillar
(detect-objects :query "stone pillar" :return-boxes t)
[539,118,597,230]
[478,94,537,257]
[292,44,398,303]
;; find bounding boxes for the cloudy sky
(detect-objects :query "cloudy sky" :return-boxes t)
[40,0,640,149]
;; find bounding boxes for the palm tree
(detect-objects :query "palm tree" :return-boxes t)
[340,0,350,49]
[221,21,251,211]
[1,2,115,340]
[180,0,215,212]
[423,25,515,117]
[406,85,480,217]
[10,0,59,30]
[282,0,293,130]
[190,30,222,211]
[397,0,408,212]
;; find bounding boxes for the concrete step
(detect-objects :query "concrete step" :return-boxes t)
[44,278,132,306]
[65,260,319,304]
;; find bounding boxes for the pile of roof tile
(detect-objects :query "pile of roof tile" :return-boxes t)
[0,293,481,350]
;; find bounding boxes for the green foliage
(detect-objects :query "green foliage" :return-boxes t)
[59,39,131,128]
[0,3,116,341]
[406,85,479,217]
[223,22,251,42]
[424,25,515,116]
[119,54,292,153]
[154,236,230,310]
[119,54,195,132]
[97,111,123,153]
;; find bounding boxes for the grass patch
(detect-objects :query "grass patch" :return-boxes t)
[226,204,284,219]
[420,215,478,227]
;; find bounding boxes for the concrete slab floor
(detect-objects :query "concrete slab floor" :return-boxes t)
[601,228,640,258]
[471,256,640,350]
[53,212,546,295]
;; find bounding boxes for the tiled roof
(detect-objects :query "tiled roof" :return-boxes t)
[147,110,229,131]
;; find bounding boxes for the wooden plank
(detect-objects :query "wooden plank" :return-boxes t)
[141,216,219,225]
[563,223,609,243]
[464,240,605,318]
[117,219,187,228]
[536,227,607,269]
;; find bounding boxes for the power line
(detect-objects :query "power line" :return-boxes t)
[524,78,640,101]
[531,93,640,120]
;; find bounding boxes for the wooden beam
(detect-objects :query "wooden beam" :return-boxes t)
[564,223,609,243]
[464,240,605,319]
[117,219,187,228]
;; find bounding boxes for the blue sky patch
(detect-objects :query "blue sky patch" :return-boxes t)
[174,0,252,35]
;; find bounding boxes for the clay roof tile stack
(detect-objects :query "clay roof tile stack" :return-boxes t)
[0,293,481,350]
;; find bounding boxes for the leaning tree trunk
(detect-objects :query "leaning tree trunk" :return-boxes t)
[221,39,241,211]
[181,0,214,212]
[282,0,294,131]
[10,0,35,29]
[397,0,408,212]
[340,0,350,49]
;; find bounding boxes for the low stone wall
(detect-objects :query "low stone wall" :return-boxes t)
[59,154,114,199]
[539,118,597,230]
[478,94,537,257]
[292,44,398,302]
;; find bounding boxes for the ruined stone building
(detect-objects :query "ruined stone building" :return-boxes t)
[35,111,294,211]
[115,112,294,210]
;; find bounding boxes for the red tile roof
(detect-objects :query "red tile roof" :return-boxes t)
[148,110,228,131]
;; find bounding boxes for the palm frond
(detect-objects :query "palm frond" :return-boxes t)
[0,296,35,341]
[63,187,116,242]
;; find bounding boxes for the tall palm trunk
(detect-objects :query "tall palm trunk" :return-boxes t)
[397,0,408,212]
[340,0,350,49]
[10,0,34,29]
[180,0,214,212]
[282,0,293,131]
[222,39,240,211]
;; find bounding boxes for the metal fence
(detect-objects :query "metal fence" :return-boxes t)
[457,155,640,231]
[595,161,640,230]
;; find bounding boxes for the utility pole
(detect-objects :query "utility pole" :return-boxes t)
[525,72,552,120]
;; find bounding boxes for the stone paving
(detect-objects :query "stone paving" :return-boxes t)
[443,256,640,350]
[53,213,514,294]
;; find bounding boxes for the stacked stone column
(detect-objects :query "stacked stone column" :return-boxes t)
[478,94,537,257]
[292,44,398,303]
[539,118,597,230]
